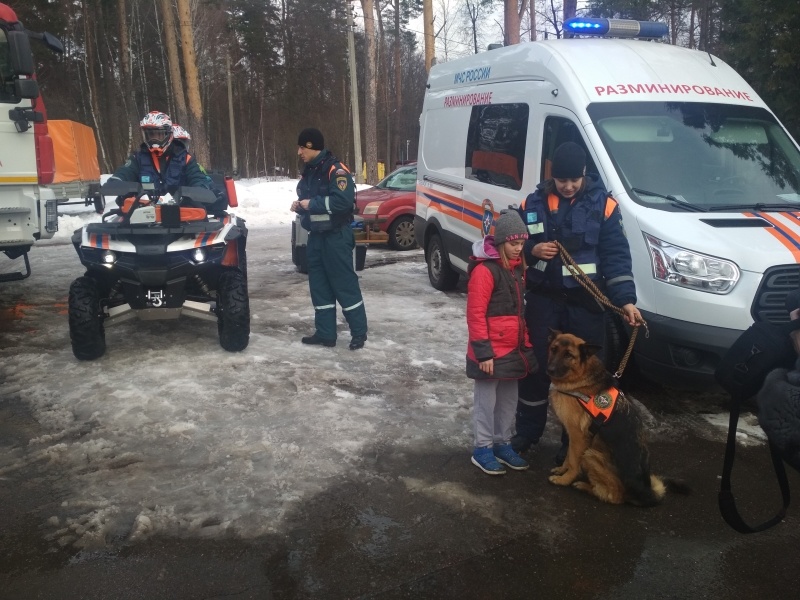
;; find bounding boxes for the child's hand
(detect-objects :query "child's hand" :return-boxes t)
[479,359,494,376]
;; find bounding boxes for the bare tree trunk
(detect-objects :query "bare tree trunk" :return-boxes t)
[504,0,520,45]
[159,0,187,122]
[360,0,379,185]
[117,0,137,153]
[563,0,577,21]
[530,0,536,41]
[82,0,110,171]
[393,0,402,169]
[689,3,696,49]
[175,0,209,167]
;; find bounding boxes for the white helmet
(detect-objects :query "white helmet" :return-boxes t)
[172,124,191,142]
[140,111,173,155]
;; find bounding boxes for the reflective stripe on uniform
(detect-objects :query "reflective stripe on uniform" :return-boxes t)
[324,196,331,213]
[563,263,597,276]
[518,398,548,407]
[314,303,336,311]
[527,223,544,234]
[342,300,364,312]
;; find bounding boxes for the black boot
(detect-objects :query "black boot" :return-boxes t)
[302,334,336,347]
[349,334,367,350]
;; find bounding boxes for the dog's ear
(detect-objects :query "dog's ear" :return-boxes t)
[547,329,562,344]
[579,343,603,361]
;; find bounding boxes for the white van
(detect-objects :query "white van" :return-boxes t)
[414,18,800,387]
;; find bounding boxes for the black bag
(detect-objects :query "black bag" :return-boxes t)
[714,320,798,399]
[716,320,800,533]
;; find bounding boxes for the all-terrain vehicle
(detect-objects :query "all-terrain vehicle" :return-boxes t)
[68,179,249,360]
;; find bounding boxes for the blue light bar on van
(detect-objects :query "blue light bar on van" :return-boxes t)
[564,18,669,39]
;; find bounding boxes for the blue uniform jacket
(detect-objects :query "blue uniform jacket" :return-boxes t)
[296,150,356,232]
[518,174,636,307]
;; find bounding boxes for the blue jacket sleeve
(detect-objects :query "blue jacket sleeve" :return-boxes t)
[599,201,637,306]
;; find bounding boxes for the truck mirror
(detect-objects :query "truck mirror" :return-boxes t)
[7,31,35,76]
[14,78,39,99]
[41,32,64,54]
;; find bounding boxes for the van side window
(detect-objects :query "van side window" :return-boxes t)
[465,103,528,191]
[541,117,600,182]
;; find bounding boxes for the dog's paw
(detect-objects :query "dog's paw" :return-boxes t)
[550,465,568,475]
[572,481,591,492]
[549,473,575,486]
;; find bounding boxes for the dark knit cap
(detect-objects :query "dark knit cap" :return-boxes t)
[298,128,325,151]
[493,211,528,245]
[551,142,586,179]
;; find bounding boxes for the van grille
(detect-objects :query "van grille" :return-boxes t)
[752,265,800,323]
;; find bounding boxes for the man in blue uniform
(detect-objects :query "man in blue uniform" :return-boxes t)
[291,128,368,350]
[512,142,642,456]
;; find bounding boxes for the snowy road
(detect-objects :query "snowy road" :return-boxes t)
[2,204,800,598]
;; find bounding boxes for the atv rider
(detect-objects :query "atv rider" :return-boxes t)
[110,111,225,213]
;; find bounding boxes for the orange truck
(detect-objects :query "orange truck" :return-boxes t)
[0,3,100,281]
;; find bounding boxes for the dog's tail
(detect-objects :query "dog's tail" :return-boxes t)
[629,476,691,507]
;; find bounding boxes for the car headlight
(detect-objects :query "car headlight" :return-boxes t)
[361,202,380,215]
[643,233,739,294]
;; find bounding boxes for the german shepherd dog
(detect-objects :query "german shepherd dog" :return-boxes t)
[547,331,689,506]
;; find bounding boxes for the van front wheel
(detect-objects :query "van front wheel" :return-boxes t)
[427,233,459,291]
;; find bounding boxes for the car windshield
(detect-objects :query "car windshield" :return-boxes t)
[588,102,800,212]
[378,166,417,191]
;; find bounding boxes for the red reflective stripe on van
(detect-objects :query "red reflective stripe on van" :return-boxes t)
[747,212,800,262]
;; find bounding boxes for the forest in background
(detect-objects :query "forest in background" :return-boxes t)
[13,0,800,182]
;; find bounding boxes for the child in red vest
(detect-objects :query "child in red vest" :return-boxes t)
[466,211,539,475]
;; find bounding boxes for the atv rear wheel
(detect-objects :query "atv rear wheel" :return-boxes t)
[69,276,106,360]
[217,271,250,352]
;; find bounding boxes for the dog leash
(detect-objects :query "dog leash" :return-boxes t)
[554,240,648,379]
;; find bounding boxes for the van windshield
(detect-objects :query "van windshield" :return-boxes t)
[588,102,800,212]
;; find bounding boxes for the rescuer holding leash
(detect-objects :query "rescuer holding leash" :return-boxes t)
[512,142,642,457]
[291,128,368,350]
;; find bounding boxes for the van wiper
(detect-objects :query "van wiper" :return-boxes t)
[707,203,800,212]
[630,188,707,212]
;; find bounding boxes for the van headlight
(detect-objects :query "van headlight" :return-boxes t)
[643,233,739,294]
[361,202,380,215]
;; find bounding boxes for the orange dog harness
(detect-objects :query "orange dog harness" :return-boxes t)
[551,384,621,430]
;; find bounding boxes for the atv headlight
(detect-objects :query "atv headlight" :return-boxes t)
[193,248,207,263]
[644,233,739,294]
[102,250,117,265]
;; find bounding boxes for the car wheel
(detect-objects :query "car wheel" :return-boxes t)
[387,215,417,251]
[217,271,250,352]
[427,233,459,291]
[68,276,106,360]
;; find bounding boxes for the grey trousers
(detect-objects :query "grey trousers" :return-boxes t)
[472,378,518,448]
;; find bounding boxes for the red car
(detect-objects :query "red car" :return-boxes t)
[356,164,417,251]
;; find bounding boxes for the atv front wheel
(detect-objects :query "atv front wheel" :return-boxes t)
[217,271,250,352]
[69,276,106,360]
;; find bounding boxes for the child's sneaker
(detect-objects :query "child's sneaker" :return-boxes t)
[471,446,507,475]
[493,443,529,471]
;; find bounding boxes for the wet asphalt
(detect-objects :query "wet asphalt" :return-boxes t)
[2,382,800,599]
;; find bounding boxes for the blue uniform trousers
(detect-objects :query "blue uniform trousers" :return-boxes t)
[307,225,368,341]
[515,291,606,442]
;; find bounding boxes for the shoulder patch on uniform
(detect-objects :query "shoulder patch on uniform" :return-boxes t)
[335,168,348,176]
[336,177,348,191]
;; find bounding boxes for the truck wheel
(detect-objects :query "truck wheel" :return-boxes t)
[427,233,459,291]
[387,215,417,251]
[68,276,106,360]
[217,271,250,352]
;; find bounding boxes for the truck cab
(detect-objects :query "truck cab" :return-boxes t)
[0,3,64,281]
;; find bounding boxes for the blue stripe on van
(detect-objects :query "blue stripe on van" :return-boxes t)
[422,192,484,222]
